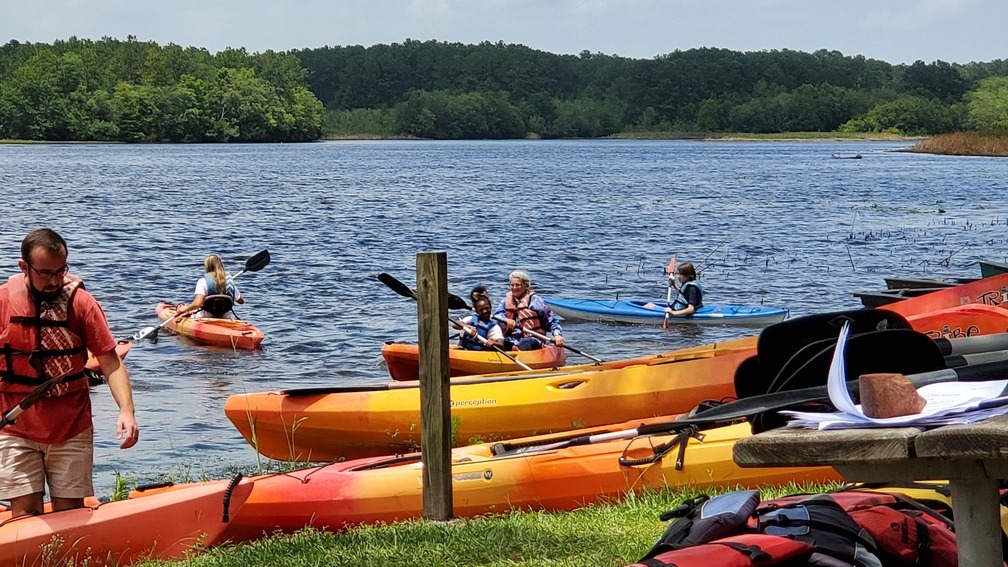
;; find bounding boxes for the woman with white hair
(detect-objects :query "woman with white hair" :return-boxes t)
[492,269,564,351]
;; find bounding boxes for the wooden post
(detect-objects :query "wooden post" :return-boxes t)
[416,251,453,520]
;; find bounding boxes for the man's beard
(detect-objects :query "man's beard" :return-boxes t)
[28,283,61,302]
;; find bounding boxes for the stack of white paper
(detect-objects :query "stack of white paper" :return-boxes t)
[782,322,1008,430]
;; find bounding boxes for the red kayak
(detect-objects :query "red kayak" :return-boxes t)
[155,302,264,350]
[906,303,1008,339]
[131,419,839,544]
[882,272,1008,318]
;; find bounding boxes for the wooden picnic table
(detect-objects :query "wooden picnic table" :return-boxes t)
[733,413,1008,567]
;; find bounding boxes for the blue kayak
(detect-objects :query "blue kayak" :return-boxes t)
[543,298,789,328]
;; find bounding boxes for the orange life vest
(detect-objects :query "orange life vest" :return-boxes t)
[0,274,89,396]
[503,291,545,335]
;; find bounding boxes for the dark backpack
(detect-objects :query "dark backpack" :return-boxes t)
[629,489,962,567]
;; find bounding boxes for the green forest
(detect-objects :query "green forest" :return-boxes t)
[3,36,1008,142]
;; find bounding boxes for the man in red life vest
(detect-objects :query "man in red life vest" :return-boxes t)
[0,228,139,517]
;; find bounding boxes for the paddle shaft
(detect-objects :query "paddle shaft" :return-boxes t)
[455,317,533,371]
[680,358,1008,426]
[493,316,603,363]
[939,332,1008,356]
[0,373,65,430]
[663,255,676,329]
[663,285,673,329]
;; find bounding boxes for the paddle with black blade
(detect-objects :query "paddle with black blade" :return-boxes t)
[377,272,534,371]
[492,316,603,363]
[132,249,271,343]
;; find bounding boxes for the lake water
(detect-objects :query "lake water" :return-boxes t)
[1,139,1006,496]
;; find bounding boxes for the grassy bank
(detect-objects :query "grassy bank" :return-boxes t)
[906,131,1008,157]
[136,481,841,567]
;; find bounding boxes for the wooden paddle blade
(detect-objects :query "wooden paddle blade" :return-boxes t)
[243,249,271,273]
[378,273,417,300]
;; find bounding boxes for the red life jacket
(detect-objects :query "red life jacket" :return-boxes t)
[629,488,965,567]
[0,274,89,396]
[503,291,544,335]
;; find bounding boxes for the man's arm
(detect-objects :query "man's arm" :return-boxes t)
[96,351,139,449]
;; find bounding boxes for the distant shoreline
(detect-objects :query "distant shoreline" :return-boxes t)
[8,133,1006,158]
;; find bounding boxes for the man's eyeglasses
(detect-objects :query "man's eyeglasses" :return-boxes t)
[28,264,69,279]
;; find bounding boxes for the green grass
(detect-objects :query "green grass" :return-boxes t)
[135,481,843,567]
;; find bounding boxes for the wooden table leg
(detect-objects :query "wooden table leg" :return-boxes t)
[949,473,1002,567]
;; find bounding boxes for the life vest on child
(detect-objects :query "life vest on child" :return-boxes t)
[458,316,499,350]
[0,275,89,396]
[629,488,961,567]
[503,291,544,336]
[670,280,704,311]
[202,274,237,317]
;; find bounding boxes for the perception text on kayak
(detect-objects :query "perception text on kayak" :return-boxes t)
[450,398,496,407]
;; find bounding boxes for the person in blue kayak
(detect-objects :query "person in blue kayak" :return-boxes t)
[456,296,505,350]
[493,270,564,351]
[175,254,245,319]
[665,261,704,317]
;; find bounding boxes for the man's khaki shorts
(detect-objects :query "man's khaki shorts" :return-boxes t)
[0,427,94,500]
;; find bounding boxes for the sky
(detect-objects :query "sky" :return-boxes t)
[2,0,1006,65]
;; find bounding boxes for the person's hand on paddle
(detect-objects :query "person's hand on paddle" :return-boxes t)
[504,318,516,332]
[553,334,565,347]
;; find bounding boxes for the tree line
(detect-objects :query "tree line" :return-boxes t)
[296,40,1008,139]
[3,37,1008,142]
[0,36,324,142]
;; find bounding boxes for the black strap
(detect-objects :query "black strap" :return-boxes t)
[1,371,86,386]
[9,315,70,328]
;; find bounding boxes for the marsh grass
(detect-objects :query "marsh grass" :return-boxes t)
[907,131,1008,156]
[134,480,843,567]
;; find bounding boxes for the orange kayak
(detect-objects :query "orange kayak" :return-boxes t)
[135,419,839,542]
[0,476,252,566]
[84,340,132,375]
[882,272,1008,318]
[225,336,757,461]
[155,302,264,350]
[906,303,1008,339]
[381,342,566,380]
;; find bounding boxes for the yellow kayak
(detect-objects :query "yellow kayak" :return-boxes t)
[225,336,757,461]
